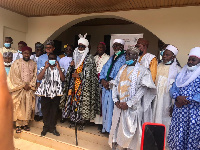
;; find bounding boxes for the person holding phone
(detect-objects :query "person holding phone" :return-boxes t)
[109,46,156,150]
[35,53,65,136]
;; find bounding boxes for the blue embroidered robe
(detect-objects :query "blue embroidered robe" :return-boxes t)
[99,54,126,132]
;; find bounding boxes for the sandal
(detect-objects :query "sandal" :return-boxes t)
[78,124,85,130]
[16,126,21,133]
[24,125,30,131]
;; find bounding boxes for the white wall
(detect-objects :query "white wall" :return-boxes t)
[55,24,159,56]
[0,7,28,50]
[26,6,200,66]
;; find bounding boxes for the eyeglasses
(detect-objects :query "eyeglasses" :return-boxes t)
[78,45,86,48]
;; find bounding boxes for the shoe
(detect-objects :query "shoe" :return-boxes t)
[41,130,47,136]
[52,129,60,136]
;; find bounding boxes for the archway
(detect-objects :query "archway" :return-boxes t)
[46,15,163,58]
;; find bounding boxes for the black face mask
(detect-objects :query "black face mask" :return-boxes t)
[139,51,143,56]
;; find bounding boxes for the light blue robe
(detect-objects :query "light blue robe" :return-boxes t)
[100,54,126,132]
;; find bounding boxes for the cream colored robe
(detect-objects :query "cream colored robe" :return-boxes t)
[7,58,37,121]
[0,47,16,55]
[153,63,181,148]
[109,64,156,150]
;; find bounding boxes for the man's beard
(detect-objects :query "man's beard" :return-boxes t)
[23,58,30,62]
[139,51,143,56]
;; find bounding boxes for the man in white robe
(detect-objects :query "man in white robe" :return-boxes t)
[152,45,181,149]
[109,46,156,150]
[135,38,158,123]
[93,42,109,125]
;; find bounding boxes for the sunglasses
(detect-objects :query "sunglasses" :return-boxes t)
[78,45,86,48]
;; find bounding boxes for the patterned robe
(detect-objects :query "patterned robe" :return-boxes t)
[7,58,37,122]
[100,53,126,132]
[60,54,100,122]
[109,64,156,149]
[168,76,200,150]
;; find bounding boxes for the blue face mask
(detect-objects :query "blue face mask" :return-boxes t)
[49,60,56,65]
[5,67,10,75]
[4,43,11,48]
[18,50,22,54]
[115,50,121,56]
[165,60,173,65]
[160,50,165,56]
[126,60,135,65]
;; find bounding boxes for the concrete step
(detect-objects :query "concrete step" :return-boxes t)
[14,120,111,150]
[14,138,55,150]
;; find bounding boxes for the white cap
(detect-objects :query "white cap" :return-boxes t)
[189,47,200,58]
[165,45,178,56]
[113,39,125,45]
[78,33,89,47]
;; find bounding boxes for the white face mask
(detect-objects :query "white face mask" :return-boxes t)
[187,64,200,71]
[4,62,12,66]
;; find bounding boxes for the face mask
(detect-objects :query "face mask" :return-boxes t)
[4,43,11,48]
[187,65,199,71]
[160,50,165,56]
[165,60,173,65]
[18,50,22,54]
[4,62,12,66]
[126,60,135,65]
[49,60,56,65]
[115,50,121,56]
[5,67,10,75]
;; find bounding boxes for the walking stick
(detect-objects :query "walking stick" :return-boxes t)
[75,120,78,146]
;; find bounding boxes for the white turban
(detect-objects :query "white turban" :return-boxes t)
[189,47,200,59]
[165,45,178,56]
[113,39,125,45]
[78,33,89,47]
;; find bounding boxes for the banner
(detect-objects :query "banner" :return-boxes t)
[110,34,143,55]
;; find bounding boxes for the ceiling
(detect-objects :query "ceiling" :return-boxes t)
[0,0,199,17]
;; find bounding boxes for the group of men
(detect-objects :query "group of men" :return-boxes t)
[1,34,200,150]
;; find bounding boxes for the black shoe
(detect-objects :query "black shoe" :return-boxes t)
[41,130,47,136]
[52,129,60,136]
[60,118,66,123]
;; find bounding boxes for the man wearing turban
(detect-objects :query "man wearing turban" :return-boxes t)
[152,45,181,149]
[60,33,100,130]
[7,46,37,133]
[168,47,200,150]
[100,39,126,133]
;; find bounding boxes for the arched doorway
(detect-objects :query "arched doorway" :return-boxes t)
[46,16,163,58]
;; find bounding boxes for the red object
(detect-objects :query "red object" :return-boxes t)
[141,122,166,150]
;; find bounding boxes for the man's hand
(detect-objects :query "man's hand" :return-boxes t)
[119,102,128,110]
[175,101,183,108]
[72,73,79,78]
[0,53,14,150]
[70,60,75,66]
[115,101,120,109]
[24,84,31,91]
[56,61,60,69]
[36,82,40,89]
[101,79,109,90]
[44,61,49,69]
[177,96,189,106]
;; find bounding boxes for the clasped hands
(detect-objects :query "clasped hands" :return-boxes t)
[115,101,128,110]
